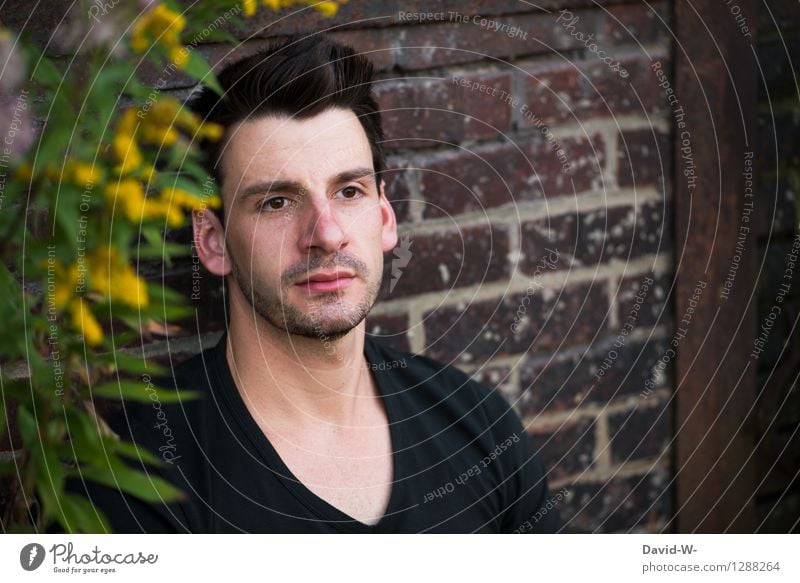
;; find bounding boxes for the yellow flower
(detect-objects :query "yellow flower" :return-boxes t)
[67,161,102,186]
[53,262,81,310]
[69,298,103,346]
[196,121,224,141]
[112,132,143,174]
[256,0,344,16]
[315,1,339,17]
[145,198,184,228]
[105,179,147,222]
[87,247,149,308]
[131,4,186,54]
[161,187,221,211]
[14,163,33,181]
[169,45,190,69]
[243,0,257,16]
[139,123,179,146]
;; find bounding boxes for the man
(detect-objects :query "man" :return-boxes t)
[71,34,562,533]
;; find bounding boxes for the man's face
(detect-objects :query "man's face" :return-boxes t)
[215,107,397,340]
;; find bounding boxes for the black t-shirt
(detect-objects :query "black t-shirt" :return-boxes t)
[66,333,561,533]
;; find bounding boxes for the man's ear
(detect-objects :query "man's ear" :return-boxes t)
[192,208,230,276]
[379,179,398,253]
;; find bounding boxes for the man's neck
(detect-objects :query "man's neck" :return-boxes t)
[224,309,376,430]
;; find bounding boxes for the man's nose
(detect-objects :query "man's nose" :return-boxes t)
[297,196,349,254]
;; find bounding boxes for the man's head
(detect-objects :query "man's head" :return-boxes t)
[188,35,397,341]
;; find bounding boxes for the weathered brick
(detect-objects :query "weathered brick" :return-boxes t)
[517,335,671,415]
[520,53,666,127]
[519,200,669,274]
[230,1,631,40]
[375,73,512,148]
[365,313,411,353]
[528,416,597,481]
[167,3,669,78]
[617,127,671,189]
[558,466,672,532]
[616,270,671,329]
[332,9,657,72]
[608,400,671,464]
[379,224,510,298]
[423,280,608,364]
[603,3,670,46]
[419,133,604,219]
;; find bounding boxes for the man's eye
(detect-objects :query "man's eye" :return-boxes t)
[338,185,362,199]
[259,196,289,211]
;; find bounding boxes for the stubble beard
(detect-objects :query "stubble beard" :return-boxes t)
[228,249,381,341]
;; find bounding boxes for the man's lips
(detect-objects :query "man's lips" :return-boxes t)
[294,270,356,293]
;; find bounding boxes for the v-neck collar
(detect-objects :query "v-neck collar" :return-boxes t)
[210,332,407,533]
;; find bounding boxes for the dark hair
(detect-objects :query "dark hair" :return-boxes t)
[187,34,386,225]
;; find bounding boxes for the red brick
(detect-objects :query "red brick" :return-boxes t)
[520,53,667,127]
[365,313,411,353]
[423,280,608,364]
[617,128,671,188]
[375,73,512,148]
[603,2,670,46]
[379,224,510,299]
[419,133,604,219]
[519,200,669,273]
[232,1,631,41]
[558,466,672,532]
[517,336,672,415]
[528,417,597,481]
[616,271,671,329]
[608,400,671,464]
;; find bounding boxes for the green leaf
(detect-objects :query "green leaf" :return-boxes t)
[106,436,162,466]
[92,379,199,404]
[56,492,110,534]
[98,352,168,377]
[23,41,63,88]
[202,28,240,46]
[138,242,192,262]
[180,51,223,95]
[35,443,65,492]
[17,406,39,446]
[79,457,185,503]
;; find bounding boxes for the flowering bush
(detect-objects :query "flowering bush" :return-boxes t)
[0,0,343,533]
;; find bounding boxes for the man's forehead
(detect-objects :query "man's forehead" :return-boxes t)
[226,109,372,161]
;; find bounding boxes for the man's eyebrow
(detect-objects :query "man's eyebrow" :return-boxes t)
[237,167,376,202]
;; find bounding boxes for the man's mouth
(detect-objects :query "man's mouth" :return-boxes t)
[294,270,356,293]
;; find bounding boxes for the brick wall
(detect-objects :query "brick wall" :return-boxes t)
[0,0,676,532]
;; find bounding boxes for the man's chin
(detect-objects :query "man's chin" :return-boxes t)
[278,294,370,339]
